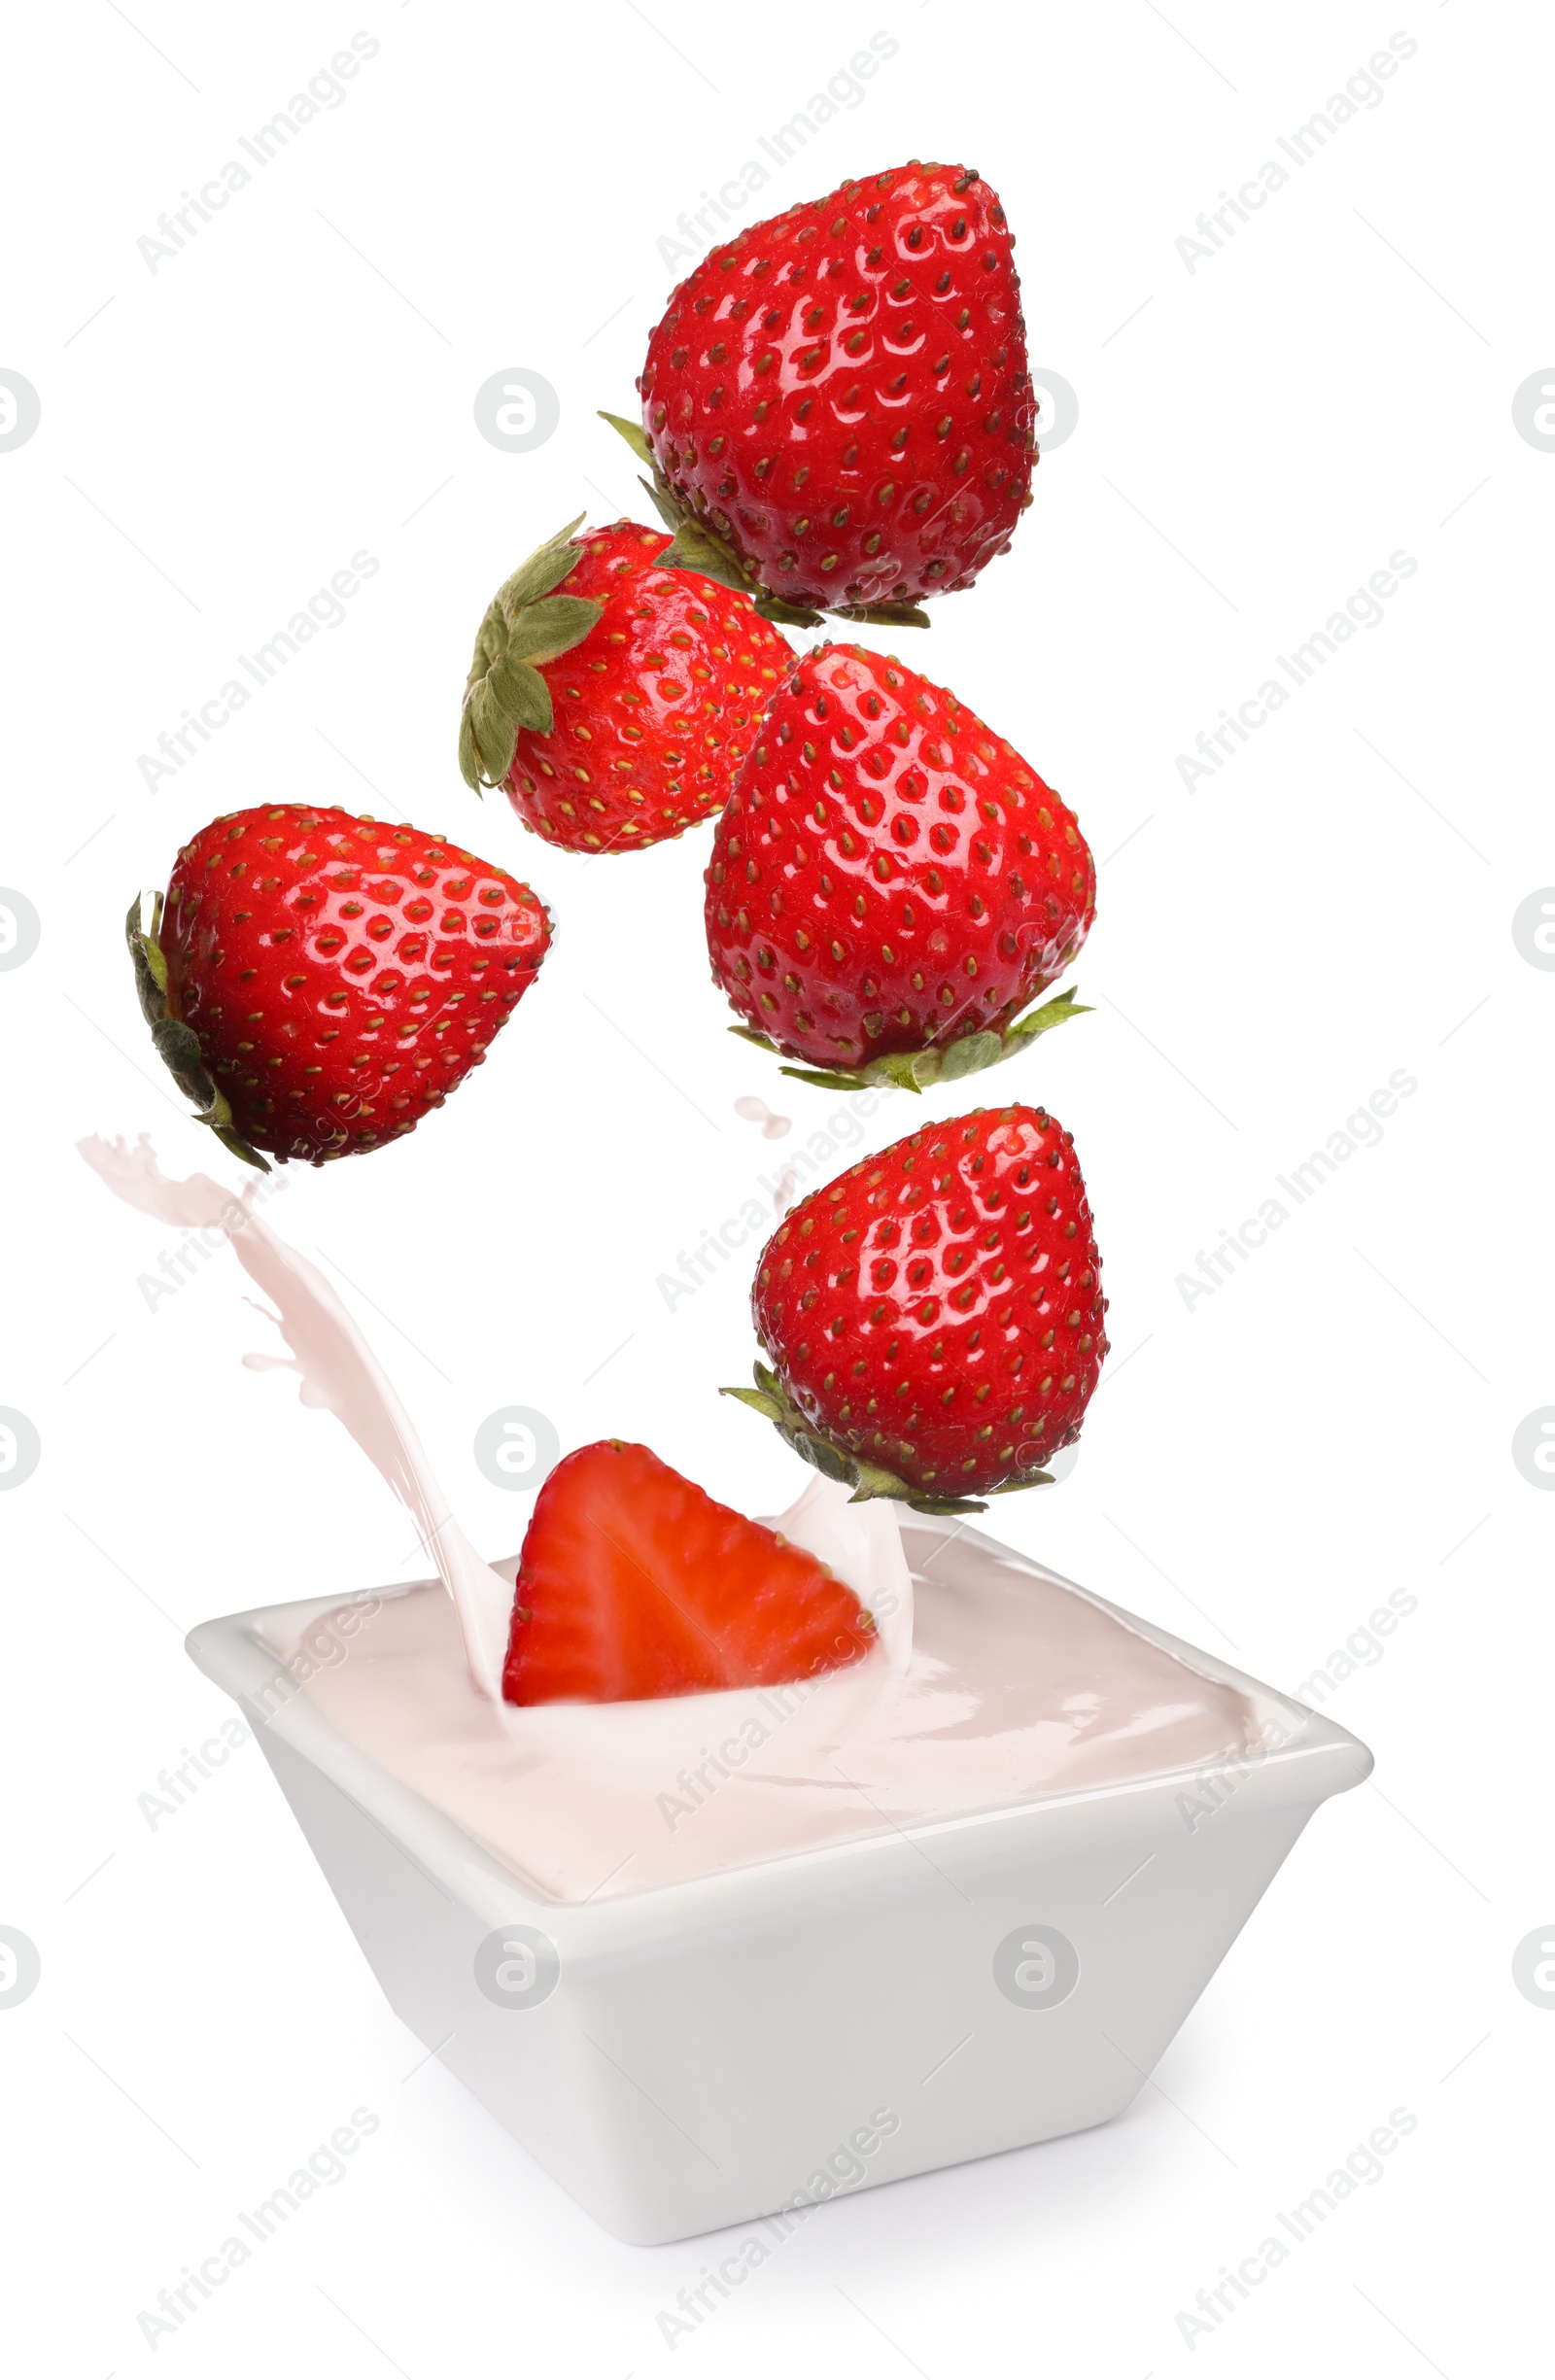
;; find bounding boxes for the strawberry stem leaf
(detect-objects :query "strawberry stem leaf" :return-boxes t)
[752,592,828,630]
[719,1360,1059,1517]
[720,1384,787,1426]
[459,517,604,790]
[652,519,754,594]
[599,409,653,465]
[125,896,270,1172]
[760,986,1090,1095]
[638,474,683,535]
[777,1065,877,1093]
[832,601,931,630]
[1004,983,1094,1049]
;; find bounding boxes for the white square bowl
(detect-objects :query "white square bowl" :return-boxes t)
[185,1519,1371,2245]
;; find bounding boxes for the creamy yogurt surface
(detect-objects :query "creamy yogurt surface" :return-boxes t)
[274,1526,1268,1903]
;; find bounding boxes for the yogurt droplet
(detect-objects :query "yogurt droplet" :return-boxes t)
[733,1095,791,1141]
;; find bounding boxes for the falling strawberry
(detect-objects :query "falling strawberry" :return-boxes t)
[459,515,792,852]
[706,642,1093,1092]
[128,805,551,1168]
[502,1438,876,1705]
[725,1103,1107,1513]
[605,161,1035,628]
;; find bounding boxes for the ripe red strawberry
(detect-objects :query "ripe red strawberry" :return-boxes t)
[128,804,551,1168]
[459,516,792,852]
[706,643,1094,1091]
[726,1104,1107,1512]
[615,161,1035,627]
[501,1438,876,1705]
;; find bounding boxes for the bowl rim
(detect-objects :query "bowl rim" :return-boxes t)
[185,1516,1375,1946]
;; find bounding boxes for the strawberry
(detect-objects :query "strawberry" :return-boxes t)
[501,1438,876,1706]
[705,643,1094,1092]
[605,161,1035,629]
[128,804,551,1169]
[459,516,792,852]
[725,1103,1107,1513]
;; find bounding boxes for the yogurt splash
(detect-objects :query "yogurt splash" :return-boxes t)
[79,1135,515,1697]
[78,1134,913,1697]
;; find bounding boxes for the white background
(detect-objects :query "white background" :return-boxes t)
[2,2,1550,2371]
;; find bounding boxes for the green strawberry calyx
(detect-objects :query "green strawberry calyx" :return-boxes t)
[598,411,931,635]
[125,894,270,1172]
[730,983,1091,1095]
[458,514,605,792]
[720,1362,1054,1518]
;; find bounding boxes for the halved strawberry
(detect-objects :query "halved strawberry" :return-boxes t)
[501,1439,875,1706]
